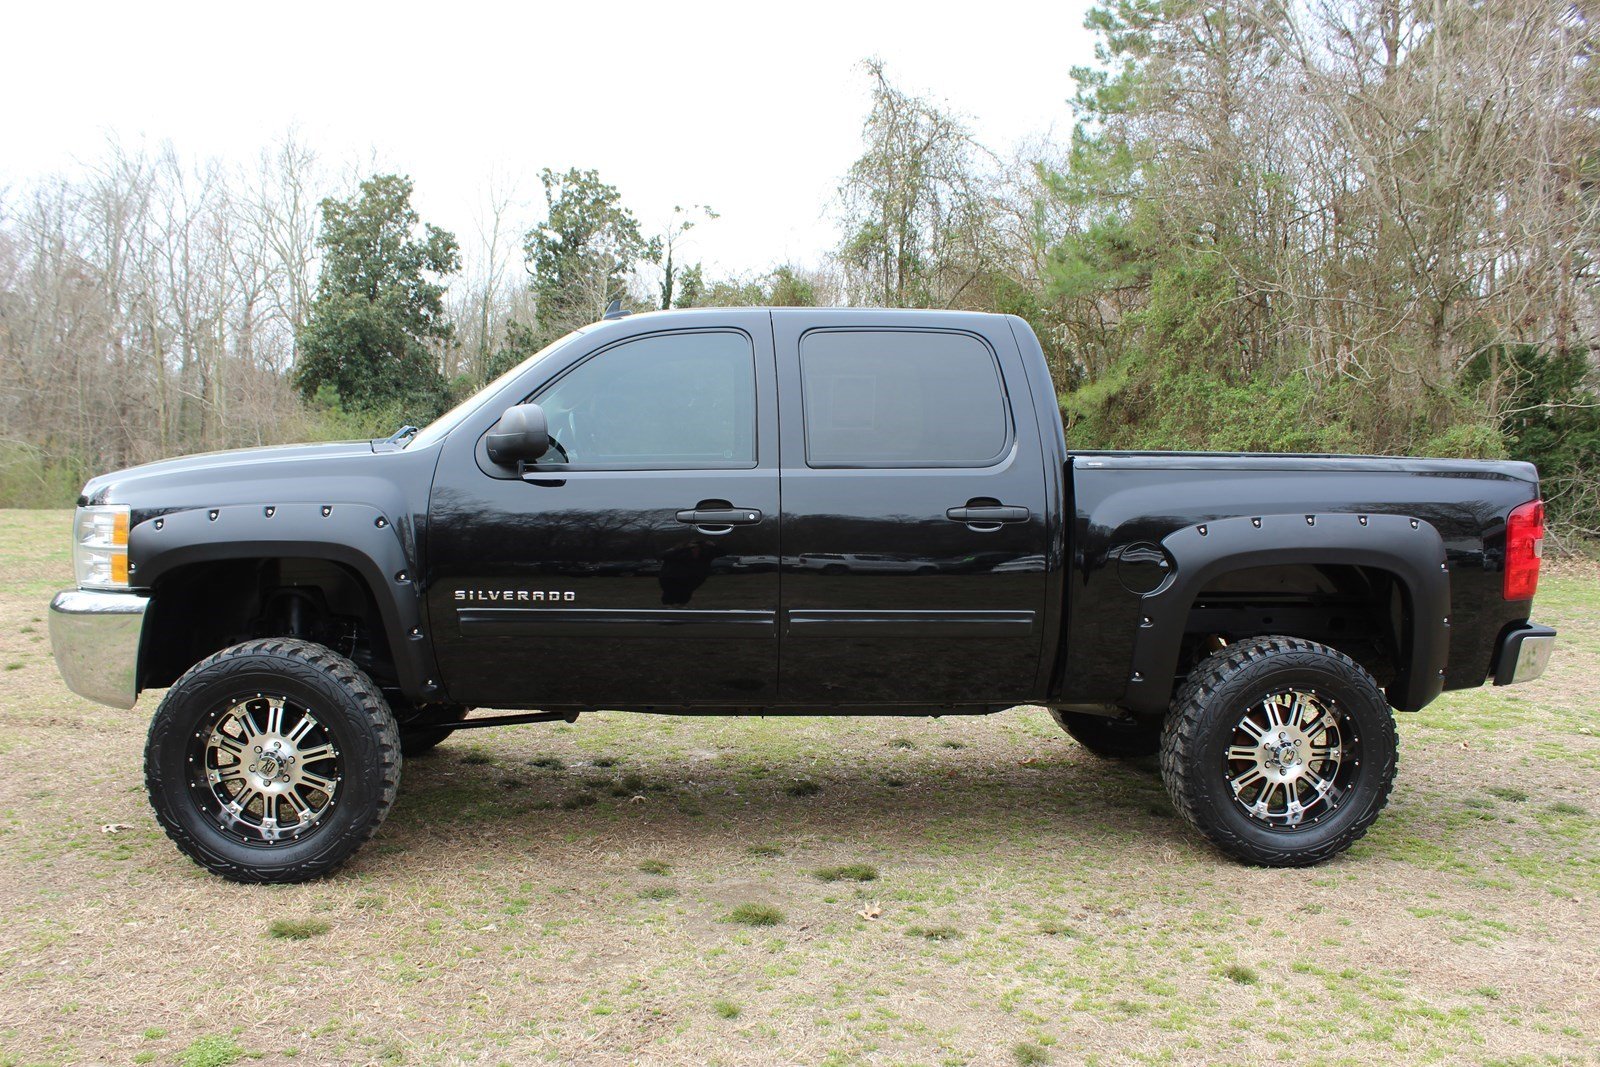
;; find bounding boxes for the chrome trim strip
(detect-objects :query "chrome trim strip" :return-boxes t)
[48,589,148,709]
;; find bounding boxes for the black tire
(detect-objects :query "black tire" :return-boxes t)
[398,703,470,757]
[1160,635,1397,867]
[1050,709,1163,758]
[144,638,401,884]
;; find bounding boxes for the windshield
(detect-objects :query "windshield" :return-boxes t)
[407,326,594,450]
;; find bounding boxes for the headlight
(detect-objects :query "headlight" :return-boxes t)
[73,505,131,589]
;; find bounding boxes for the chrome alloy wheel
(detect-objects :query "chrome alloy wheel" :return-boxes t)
[1223,689,1358,829]
[194,694,341,843]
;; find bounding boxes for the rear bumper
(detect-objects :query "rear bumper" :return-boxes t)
[48,589,148,710]
[1493,623,1557,686]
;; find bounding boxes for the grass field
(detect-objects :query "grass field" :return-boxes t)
[0,509,1596,1067]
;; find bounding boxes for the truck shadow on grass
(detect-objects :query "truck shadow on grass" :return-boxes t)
[377,739,1191,866]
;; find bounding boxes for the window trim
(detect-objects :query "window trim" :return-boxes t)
[519,327,760,473]
[797,327,1015,470]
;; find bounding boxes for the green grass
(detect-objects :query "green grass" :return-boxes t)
[905,925,962,941]
[1014,1041,1051,1065]
[713,999,741,1019]
[177,1036,244,1067]
[785,779,821,797]
[814,863,878,882]
[637,858,672,875]
[268,918,330,940]
[724,903,784,926]
[1223,964,1261,985]
[638,886,678,900]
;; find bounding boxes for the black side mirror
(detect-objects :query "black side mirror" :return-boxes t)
[485,402,551,464]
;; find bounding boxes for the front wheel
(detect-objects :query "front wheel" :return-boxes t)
[144,638,401,883]
[1160,636,1397,867]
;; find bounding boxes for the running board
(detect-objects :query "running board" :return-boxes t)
[448,710,580,730]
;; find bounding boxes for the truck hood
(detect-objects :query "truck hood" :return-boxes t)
[80,440,395,508]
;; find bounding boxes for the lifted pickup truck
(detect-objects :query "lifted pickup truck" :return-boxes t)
[50,308,1557,882]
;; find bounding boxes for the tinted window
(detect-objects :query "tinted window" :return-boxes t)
[800,330,1009,467]
[535,331,756,468]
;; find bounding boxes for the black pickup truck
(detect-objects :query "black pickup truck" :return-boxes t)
[49,307,1556,882]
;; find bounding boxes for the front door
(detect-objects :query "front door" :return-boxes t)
[774,315,1050,706]
[426,317,780,708]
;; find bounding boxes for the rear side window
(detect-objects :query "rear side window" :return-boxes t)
[799,330,1010,467]
[533,330,756,469]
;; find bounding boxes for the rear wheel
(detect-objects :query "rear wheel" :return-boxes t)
[144,638,401,883]
[1050,709,1163,758]
[1160,636,1397,867]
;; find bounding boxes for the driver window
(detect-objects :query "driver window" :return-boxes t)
[533,330,756,469]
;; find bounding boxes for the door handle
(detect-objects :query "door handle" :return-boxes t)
[946,504,1029,526]
[676,505,763,527]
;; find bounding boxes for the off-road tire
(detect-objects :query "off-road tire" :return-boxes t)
[144,638,401,883]
[1160,635,1397,867]
[398,703,470,757]
[1050,709,1163,758]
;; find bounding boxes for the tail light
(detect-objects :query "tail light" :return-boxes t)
[1503,499,1544,601]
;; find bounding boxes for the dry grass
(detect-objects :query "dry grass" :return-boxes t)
[0,510,1597,1065]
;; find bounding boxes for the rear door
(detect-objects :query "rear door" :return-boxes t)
[773,313,1050,706]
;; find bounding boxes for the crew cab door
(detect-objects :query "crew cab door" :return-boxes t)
[425,314,780,708]
[774,314,1050,705]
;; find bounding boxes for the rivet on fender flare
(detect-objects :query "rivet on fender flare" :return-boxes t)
[321,505,332,517]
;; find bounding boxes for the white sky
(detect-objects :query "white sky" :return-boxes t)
[0,0,1096,277]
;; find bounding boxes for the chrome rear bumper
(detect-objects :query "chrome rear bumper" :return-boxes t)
[48,589,148,709]
[1493,623,1557,686]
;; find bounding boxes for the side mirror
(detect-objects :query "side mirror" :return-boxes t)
[485,402,551,464]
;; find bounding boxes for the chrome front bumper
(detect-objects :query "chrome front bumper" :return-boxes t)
[48,589,149,709]
[1493,623,1557,686]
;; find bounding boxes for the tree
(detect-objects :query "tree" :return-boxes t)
[835,59,998,308]
[524,168,651,337]
[654,203,717,309]
[292,174,459,420]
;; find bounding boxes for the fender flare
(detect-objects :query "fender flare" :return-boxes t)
[128,501,440,700]
[1123,512,1450,714]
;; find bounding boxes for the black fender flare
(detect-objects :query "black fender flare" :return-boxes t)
[128,501,440,700]
[1123,512,1450,715]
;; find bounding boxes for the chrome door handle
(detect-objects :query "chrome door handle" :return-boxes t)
[946,505,1029,525]
[676,506,763,526]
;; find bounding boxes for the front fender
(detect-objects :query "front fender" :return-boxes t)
[128,501,440,700]
[1123,512,1450,714]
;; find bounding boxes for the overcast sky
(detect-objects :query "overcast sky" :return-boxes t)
[1,0,1096,277]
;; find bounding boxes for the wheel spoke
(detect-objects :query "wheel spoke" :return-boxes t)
[282,789,313,823]
[1230,765,1266,794]
[285,714,315,746]
[299,770,337,794]
[1226,744,1260,762]
[264,697,286,737]
[297,743,336,764]
[1237,717,1268,742]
